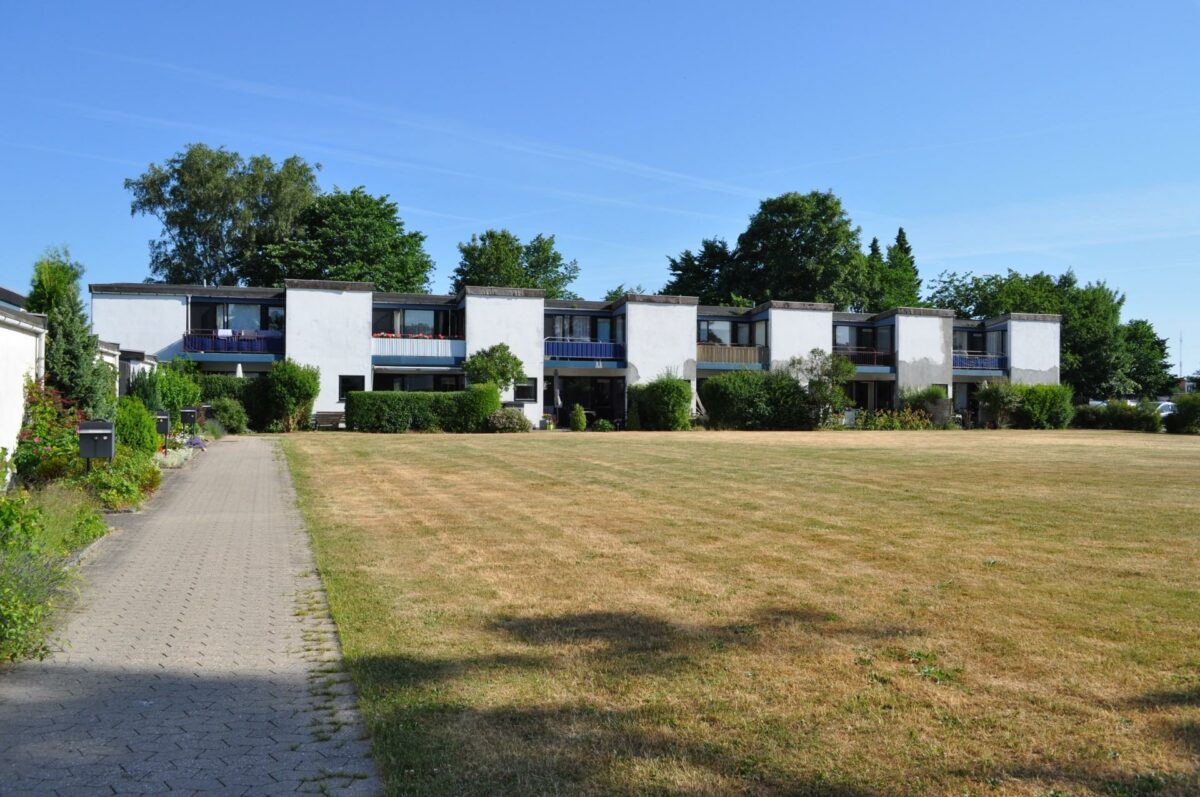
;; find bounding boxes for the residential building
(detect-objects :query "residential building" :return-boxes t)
[89,280,1061,426]
[0,290,46,465]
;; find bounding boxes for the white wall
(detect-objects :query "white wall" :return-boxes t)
[91,293,188,360]
[767,307,833,369]
[285,288,374,414]
[624,300,697,403]
[464,293,544,424]
[0,312,45,467]
[1008,319,1061,385]
[896,314,953,395]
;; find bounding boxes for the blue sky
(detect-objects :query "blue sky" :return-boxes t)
[1,2,1197,373]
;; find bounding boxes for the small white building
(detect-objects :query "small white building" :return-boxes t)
[0,298,47,469]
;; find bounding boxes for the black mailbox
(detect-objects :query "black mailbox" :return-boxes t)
[180,407,198,426]
[78,420,116,460]
[155,412,170,435]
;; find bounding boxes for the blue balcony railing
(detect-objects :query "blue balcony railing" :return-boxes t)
[183,331,285,355]
[953,352,1007,370]
[544,339,625,360]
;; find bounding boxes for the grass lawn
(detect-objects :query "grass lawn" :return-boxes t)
[283,430,1200,796]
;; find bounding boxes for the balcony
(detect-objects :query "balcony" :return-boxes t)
[953,351,1007,370]
[697,343,768,366]
[834,346,893,367]
[371,335,466,360]
[544,339,625,361]
[182,331,284,355]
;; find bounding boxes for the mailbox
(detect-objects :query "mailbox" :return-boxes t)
[199,404,212,425]
[180,407,198,426]
[155,412,170,436]
[78,420,116,460]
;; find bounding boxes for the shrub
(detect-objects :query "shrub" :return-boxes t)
[900,385,948,413]
[197,374,247,402]
[1164,393,1200,434]
[26,483,107,556]
[487,408,532,433]
[977,382,1024,428]
[345,384,501,433]
[1014,384,1075,429]
[628,376,691,431]
[626,401,641,431]
[592,419,615,432]
[267,359,320,432]
[13,379,83,484]
[115,397,159,455]
[157,364,201,425]
[786,350,855,428]
[1073,401,1162,433]
[700,370,811,430]
[209,397,248,434]
[464,344,526,392]
[569,403,587,432]
[0,548,67,662]
[854,408,934,431]
[77,445,159,510]
[127,369,160,410]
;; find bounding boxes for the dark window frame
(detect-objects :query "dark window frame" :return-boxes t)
[338,374,365,403]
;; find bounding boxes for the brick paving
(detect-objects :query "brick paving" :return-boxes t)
[0,437,380,796]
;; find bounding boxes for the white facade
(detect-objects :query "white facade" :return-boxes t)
[895,311,954,397]
[766,303,834,368]
[285,283,374,413]
[91,292,188,360]
[1007,317,1061,385]
[0,308,46,467]
[464,288,545,425]
[622,297,698,401]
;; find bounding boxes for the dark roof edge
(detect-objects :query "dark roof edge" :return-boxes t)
[89,283,285,299]
[872,306,956,320]
[610,293,699,309]
[0,286,27,308]
[283,279,375,292]
[986,312,1062,324]
[462,285,546,299]
[373,291,458,305]
[753,300,836,313]
[0,304,47,331]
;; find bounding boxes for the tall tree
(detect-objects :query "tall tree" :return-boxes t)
[862,237,886,311]
[662,238,735,304]
[125,143,319,285]
[252,188,433,292]
[1121,319,1174,398]
[734,191,868,309]
[604,283,645,302]
[25,247,114,418]
[451,229,580,298]
[878,227,921,309]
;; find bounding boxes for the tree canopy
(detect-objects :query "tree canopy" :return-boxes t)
[25,247,115,418]
[251,187,434,292]
[451,229,580,299]
[125,143,320,285]
[662,191,916,311]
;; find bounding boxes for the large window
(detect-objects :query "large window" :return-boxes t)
[191,302,277,332]
[376,374,463,391]
[373,308,462,338]
[544,314,617,342]
[513,378,537,402]
[834,325,853,348]
[338,375,365,402]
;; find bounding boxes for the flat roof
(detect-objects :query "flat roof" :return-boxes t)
[0,286,27,308]
[90,283,285,300]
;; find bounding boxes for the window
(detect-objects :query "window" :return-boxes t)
[755,320,768,347]
[698,320,732,344]
[372,310,394,334]
[513,378,537,402]
[986,330,1005,355]
[735,322,750,346]
[402,309,436,336]
[834,325,852,348]
[597,318,612,342]
[263,306,285,332]
[876,326,892,353]
[338,375,365,402]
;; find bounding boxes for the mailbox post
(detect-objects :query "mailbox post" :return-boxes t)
[181,407,197,428]
[155,412,170,450]
[78,420,116,474]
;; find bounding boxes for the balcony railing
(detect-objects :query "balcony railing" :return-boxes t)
[835,346,893,367]
[544,338,625,360]
[372,335,466,359]
[953,351,1007,370]
[182,331,284,355]
[696,343,768,365]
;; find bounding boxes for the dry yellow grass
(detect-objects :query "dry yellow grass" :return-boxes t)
[283,430,1200,796]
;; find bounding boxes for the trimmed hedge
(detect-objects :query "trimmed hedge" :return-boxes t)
[209,397,248,434]
[978,382,1074,429]
[699,370,811,430]
[1073,400,1162,433]
[345,384,501,433]
[1165,393,1200,434]
[627,376,692,431]
[198,374,247,402]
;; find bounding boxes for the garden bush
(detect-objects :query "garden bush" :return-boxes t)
[13,379,82,484]
[1014,384,1075,429]
[209,397,248,434]
[345,384,501,433]
[900,385,948,413]
[591,419,616,432]
[853,407,934,431]
[1073,401,1162,433]
[157,364,201,426]
[486,408,532,433]
[267,359,321,432]
[198,374,247,402]
[0,548,66,662]
[127,368,160,410]
[77,446,160,510]
[700,370,811,430]
[115,397,159,455]
[1164,393,1200,434]
[627,376,692,431]
[569,403,587,432]
[977,382,1025,428]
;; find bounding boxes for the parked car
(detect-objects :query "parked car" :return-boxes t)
[1154,401,1177,417]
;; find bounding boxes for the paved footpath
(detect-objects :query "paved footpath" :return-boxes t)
[0,436,380,796]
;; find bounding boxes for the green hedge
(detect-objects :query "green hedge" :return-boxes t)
[1073,400,1162,433]
[978,382,1074,429]
[1165,394,1200,434]
[114,397,159,455]
[197,374,247,402]
[627,376,692,431]
[209,397,248,434]
[345,384,501,433]
[699,370,810,430]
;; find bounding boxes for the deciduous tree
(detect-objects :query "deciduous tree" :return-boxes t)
[451,230,580,299]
